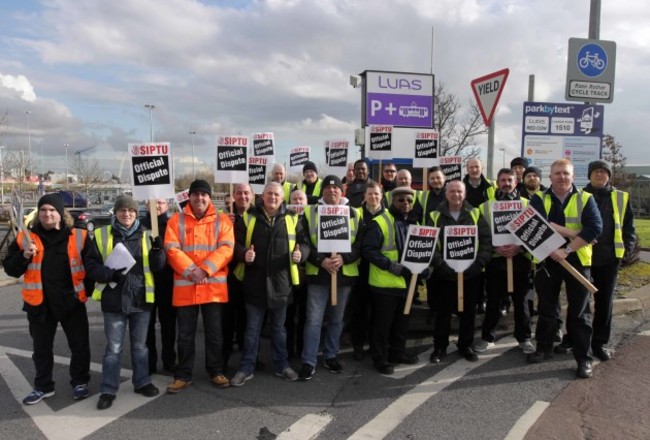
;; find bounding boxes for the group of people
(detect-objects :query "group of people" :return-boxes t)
[4,153,635,411]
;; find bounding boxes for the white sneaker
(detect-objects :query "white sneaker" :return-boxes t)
[275,367,299,382]
[473,340,494,353]
[230,371,253,387]
[519,340,535,354]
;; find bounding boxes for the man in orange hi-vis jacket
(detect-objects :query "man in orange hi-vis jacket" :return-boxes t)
[164,179,234,393]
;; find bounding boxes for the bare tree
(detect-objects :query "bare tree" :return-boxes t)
[435,82,488,158]
[70,156,104,205]
[602,134,634,189]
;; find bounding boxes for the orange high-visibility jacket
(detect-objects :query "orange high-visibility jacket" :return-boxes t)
[164,202,234,306]
[16,228,89,306]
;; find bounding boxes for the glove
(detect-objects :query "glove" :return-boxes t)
[400,266,412,278]
[388,262,405,276]
[418,267,432,281]
[150,236,163,251]
[111,268,127,283]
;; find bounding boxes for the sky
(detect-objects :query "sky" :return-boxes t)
[0,0,648,182]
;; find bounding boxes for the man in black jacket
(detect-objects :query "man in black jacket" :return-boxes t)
[143,198,176,374]
[3,194,93,405]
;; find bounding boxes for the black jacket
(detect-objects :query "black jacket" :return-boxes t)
[346,179,368,208]
[426,200,493,281]
[142,212,174,300]
[584,183,636,265]
[3,223,93,321]
[463,174,494,208]
[234,203,309,309]
[84,224,166,314]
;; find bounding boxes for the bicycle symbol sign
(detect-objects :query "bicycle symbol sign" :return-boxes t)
[577,43,608,78]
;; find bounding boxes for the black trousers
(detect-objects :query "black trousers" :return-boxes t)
[29,301,91,392]
[175,303,224,381]
[222,278,246,364]
[534,260,592,362]
[432,275,480,351]
[350,268,372,349]
[483,263,531,343]
[369,290,411,364]
[146,287,177,372]
[285,283,307,358]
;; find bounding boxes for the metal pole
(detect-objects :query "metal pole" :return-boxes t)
[64,144,69,194]
[487,121,495,180]
[189,131,196,180]
[588,0,601,39]
[25,110,32,179]
[144,104,155,142]
[0,146,4,204]
[528,75,535,102]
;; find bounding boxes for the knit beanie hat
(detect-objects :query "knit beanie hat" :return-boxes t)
[522,166,542,179]
[114,195,139,212]
[302,161,318,174]
[322,175,343,191]
[189,179,212,196]
[38,193,65,218]
[510,157,529,169]
[588,160,612,178]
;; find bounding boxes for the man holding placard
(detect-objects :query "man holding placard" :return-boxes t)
[426,181,493,363]
[362,186,426,375]
[298,175,362,380]
[527,159,602,379]
[475,169,534,354]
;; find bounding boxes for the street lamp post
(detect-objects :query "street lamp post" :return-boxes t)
[189,131,196,179]
[0,146,4,204]
[499,148,506,169]
[144,104,155,142]
[25,110,32,179]
[64,144,69,194]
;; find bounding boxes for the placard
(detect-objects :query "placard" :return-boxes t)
[289,146,310,173]
[215,135,249,184]
[174,189,189,211]
[443,225,478,273]
[286,204,306,216]
[316,205,351,254]
[400,225,439,274]
[412,130,439,168]
[326,140,349,175]
[129,143,174,199]
[439,156,462,182]
[490,200,526,246]
[252,132,275,159]
[505,206,566,261]
[248,156,268,193]
[367,125,393,160]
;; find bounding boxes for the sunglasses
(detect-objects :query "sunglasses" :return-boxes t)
[396,197,414,204]
[384,169,396,173]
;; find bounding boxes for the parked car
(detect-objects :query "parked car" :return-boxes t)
[68,207,112,231]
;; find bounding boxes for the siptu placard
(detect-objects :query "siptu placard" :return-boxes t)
[316,205,351,254]
[412,130,439,168]
[248,156,268,193]
[367,125,393,160]
[252,132,275,159]
[401,225,439,274]
[289,146,310,173]
[490,200,526,246]
[439,156,463,182]
[129,142,174,200]
[215,135,249,184]
[325,140,349,176]
[443,225,478,273]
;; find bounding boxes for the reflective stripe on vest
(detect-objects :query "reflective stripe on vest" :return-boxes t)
[233,212,300,285]
[18,229,88,305]
[304,205,360,276]
[91,226,155,302]
[542,189,593,266]
[612,190,628,258]
[297,179,322,198]
[368,211,405,289]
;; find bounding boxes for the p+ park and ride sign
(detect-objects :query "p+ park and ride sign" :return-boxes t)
[565,38,616,103]
[362,70,434,129]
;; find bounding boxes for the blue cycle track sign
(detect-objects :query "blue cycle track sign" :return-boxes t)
[565,38,616,103]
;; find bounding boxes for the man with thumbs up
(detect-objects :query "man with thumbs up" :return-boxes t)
[229,182,309,387]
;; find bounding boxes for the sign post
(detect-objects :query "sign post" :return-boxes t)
[400,225,439,314]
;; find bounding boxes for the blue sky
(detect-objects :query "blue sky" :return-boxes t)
[0,0,648,182]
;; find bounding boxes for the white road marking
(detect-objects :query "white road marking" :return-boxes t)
[639,330,650,336]
[0,345,166,440]
[347,338,518,440]
[504,400,550,440]
[277,413,334,440]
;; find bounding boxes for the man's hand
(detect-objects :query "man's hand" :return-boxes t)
[189,267,209,284]
[245,245,255,263]
[291,245,301,263]
[496,244,521,258]
[22,242,38,259]
[549,248,568,262]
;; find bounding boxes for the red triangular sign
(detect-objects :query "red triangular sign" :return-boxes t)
[471,68,510,127]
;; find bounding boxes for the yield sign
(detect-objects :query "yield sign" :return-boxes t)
[471,68,510,127]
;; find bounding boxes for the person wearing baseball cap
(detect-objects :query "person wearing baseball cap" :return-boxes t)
[293,161,322,204]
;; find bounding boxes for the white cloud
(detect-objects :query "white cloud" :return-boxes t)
[0,73,36,102]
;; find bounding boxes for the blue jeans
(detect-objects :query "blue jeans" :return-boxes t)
[100,311,151,394]
[239,303,289,375]
[301,283,351,367]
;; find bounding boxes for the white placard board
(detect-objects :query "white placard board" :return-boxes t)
[411,130,439,168]
[366,125,393,160]
[289,146,310,173]
[248,156,269,193]
[443,225,478,273]
[326,140,349,176]
[215,135,249,184]
[400,225,439,274]
[316,205,351,254]
[490,200,526,246]
[505,205,566,261]
[129,143,174,200]
[251,132,275,161]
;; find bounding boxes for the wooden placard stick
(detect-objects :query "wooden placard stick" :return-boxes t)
[457,272,464,312]
[403,273,420,315]
[506,257,514,293]
[331,252,338,305]
[559,259,598,294]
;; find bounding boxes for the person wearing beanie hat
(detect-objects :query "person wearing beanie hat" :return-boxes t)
[578,159,636,362]
[321,174,344,191]
[294,161,322,204]
[587,160,612,179]
[188,179,212,197]
[510,157,529,195]
[520,166,546,200]
[85,192,168,409]
[3,193,95,405]
[164,174,234,393]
